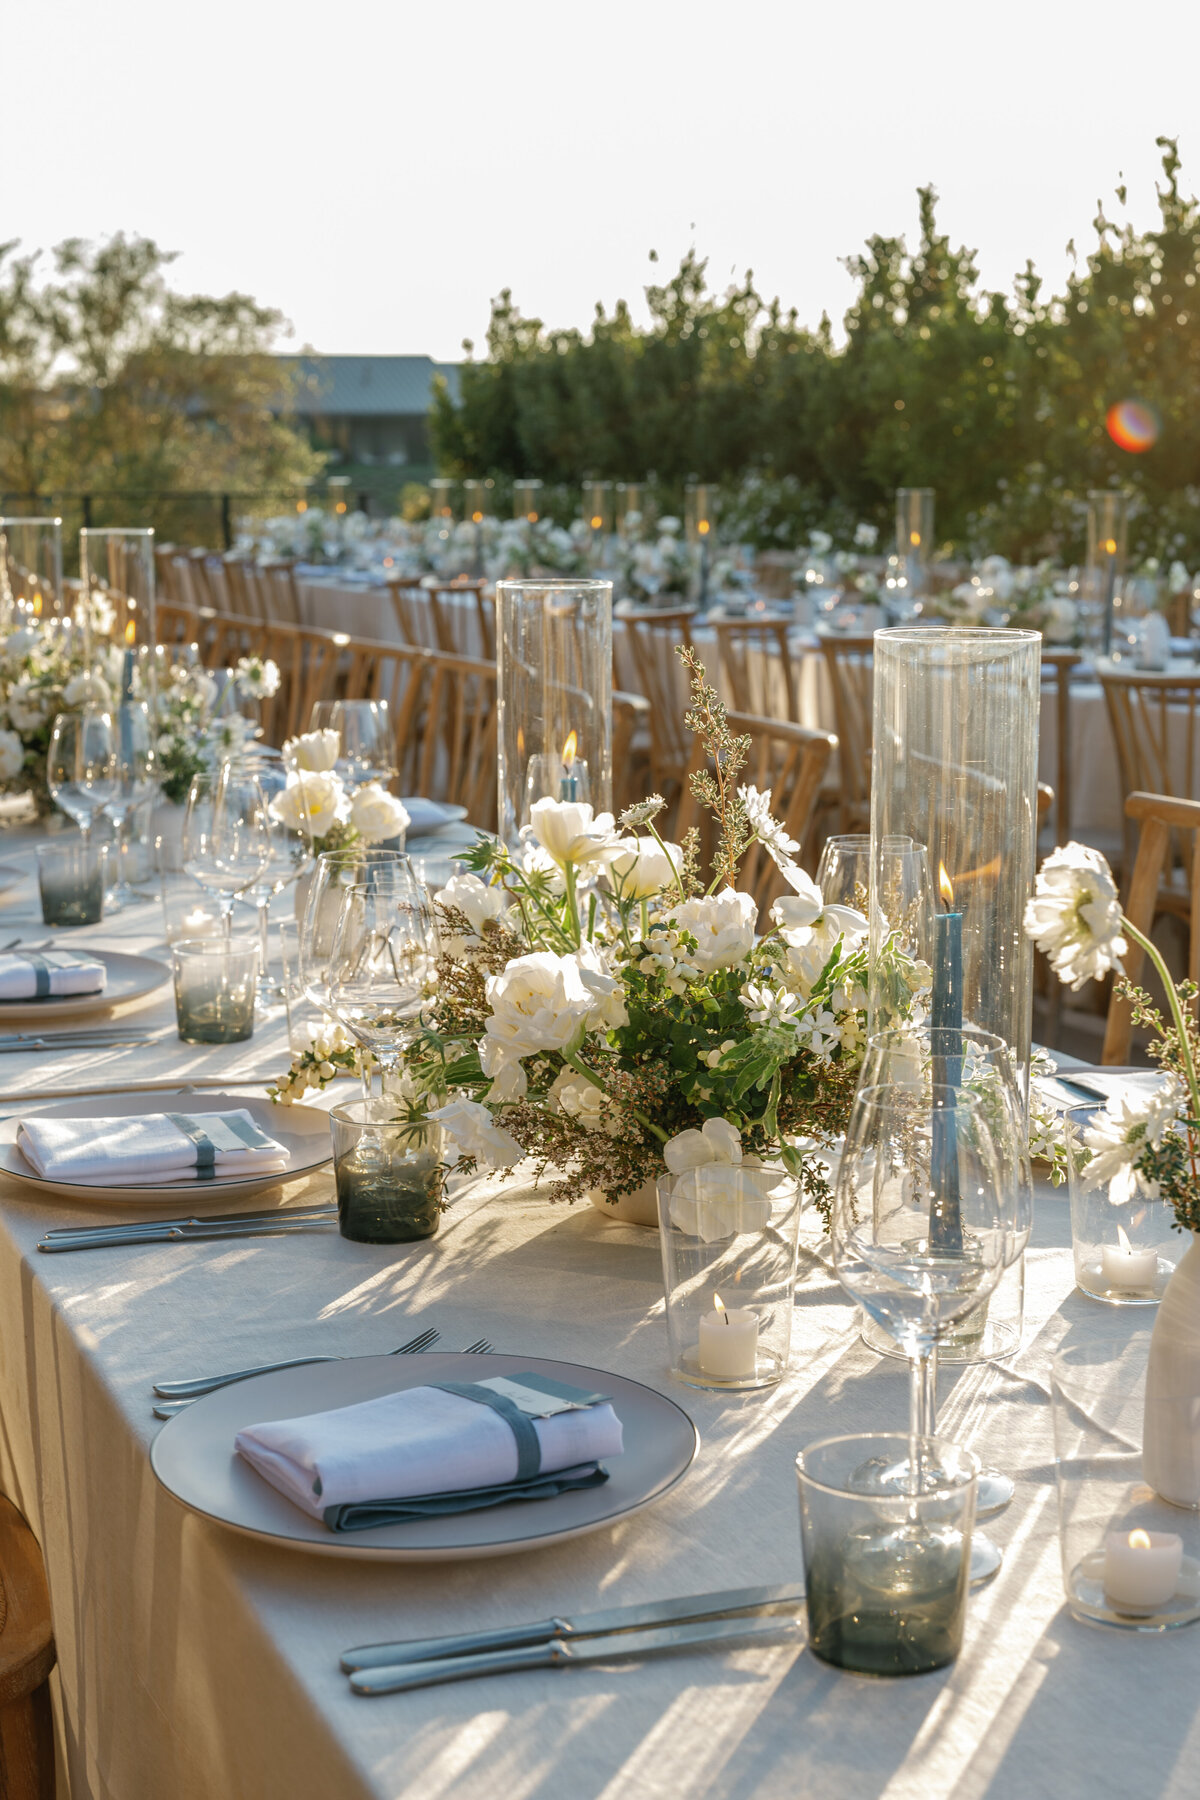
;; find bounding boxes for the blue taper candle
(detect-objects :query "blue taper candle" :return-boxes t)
[930,865,964,1254]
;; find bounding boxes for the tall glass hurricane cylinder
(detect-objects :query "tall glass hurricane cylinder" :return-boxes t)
[869,627,1041,1109]
[496,579,613,851]
[0,517,63,623]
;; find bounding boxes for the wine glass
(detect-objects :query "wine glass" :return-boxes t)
[857,1025,1034,1567]
[47,710,116,843]
[326,878,440,1103]
[101,700,157,909]
[832,1082,1009,1507]
[310,699,393,791]
[181,763,272,935]
[239,750,312,1006]
[298,847,413,1099]
[816,835,872,907]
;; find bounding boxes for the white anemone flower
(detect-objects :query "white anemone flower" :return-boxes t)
[1081,1078,1183,1203]
[738,785,800,866]
[1024,843,1127,989]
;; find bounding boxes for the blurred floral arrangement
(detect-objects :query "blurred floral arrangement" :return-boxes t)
[1025,841,1200,1233]
[269,727,410,856]
[270,653,931,1215]
[151,655,282,805]
[0,615,128,810]
[614,514,693,602]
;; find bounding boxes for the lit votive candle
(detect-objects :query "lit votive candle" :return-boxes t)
[1101,1225,1158,1292]
[1103,1528,1183,1611]
[697,1295,758,1380]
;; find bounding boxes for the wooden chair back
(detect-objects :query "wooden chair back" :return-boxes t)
[613,691,652,818]
[153,545,182,604]
[819,634,874,829]
[617,605,697,811]
[403,650,499,830]
[221,554,262,619]
[0,1492,56,1799]
[1103,791,1200,1063]
[676,711,836,914]
[429,579,495,659]
[1041,649,1080,845]
[712,618,799,721]
[258,559,301,624]
[387,578,439,649]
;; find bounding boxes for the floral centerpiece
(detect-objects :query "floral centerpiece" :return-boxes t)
[615,515,692,604]
[274,655,930,1219]
[152,655,282,803]
[934,559,1080,644]
[270,728,411,856]
[0,616,126,811]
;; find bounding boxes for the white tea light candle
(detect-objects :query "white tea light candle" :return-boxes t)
[1101,1226,1158,1292]
[697,1294,758,1380]
[1103,1528,1183,1610]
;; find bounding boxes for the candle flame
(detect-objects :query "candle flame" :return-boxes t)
[910,529,921,547]
[698,518,710,535]
[1129,1529,1152,1550]
[527,511,539,523]
[590,514,603,530]
[124,616,137,646]
[562,730,578,769]
[1117,1224,1133,1253]
[1104,537,1118,556]
[713,1293,727,1321]
[938,862,955,907]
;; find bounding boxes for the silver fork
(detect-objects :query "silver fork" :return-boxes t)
[151,1334,492,1419]
[151,1326,442,1413]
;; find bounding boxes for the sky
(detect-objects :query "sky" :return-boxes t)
[8,0,1200,364]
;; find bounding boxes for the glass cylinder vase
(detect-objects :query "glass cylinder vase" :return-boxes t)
[869,627,1041,1110]
[496,578,613,850]
[0,516,63,624]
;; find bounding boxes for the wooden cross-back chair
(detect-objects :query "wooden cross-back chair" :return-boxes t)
[617,605,697,818]
[613,691,653,818]
[387,578,439,649]
[818,633,874,832]
[397,650,499,831]
[1103,791,1200,1063]
[429,579,495,659]
[257,559,301,624]
[1101,666,1200,877]
[220,554,261,619]
[153,545,182,604]
[1041,649,1081,846]
[154,600,200,649]
[712,618,800,722]
[676,711,837,916]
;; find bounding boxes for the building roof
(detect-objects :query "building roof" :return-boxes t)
[283,355,461,418]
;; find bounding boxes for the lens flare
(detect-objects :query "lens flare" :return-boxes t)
[1106,399,1160,453]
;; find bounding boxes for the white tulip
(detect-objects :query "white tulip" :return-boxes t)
[283,728,340,772]
[349,782,410,845]
[270,769,345,839]
[609,835,683,899]
[529,797,623,870]
[672,888,757,975]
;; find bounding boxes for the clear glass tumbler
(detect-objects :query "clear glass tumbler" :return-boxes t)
[1065,1106,1178,1304]
[171,936,259,1044]
[37,841,107,926]
[656,1163,801,1390]
[1052,1334,1200,1631]
[797,1431,978,1675]
[330,1100,444,1244]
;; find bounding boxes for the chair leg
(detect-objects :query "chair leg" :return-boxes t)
[0,1679,55,1800]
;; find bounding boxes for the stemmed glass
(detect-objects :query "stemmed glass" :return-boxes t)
[310,699,393,791]
[101,699,157,909]
[326,877,440,1104]
[47,710,116,843]
[857,1025,1034,1573]
[181,763,272,937]
[298,847,412,1100]
[832,1083,1009,1515]
[816,834,872,906]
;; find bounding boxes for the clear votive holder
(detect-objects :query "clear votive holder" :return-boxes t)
[278,918,334,1056]
[37,841,107,926]
[330,1100,443,1244]
[171,937,259,1045]
[159,870,224,946]
[1052,1334,1200,1631]
[797,1432,978,1675]
[1066,1107,1178,1304]
[656,1163,801,1390]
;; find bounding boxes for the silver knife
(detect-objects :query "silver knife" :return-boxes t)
[43,1203,337,1240]
[341,1581,807,1672]
[349,1613,803,1695]
[38,1216,336,1253]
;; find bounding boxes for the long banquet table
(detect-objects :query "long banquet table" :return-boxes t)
[3,841,1197,1799]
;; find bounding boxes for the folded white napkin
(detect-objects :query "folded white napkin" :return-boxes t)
[236,1381,625,1522]
[0,950,106,1001]
[16,1108,289,1185]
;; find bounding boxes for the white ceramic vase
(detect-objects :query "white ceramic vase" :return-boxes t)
[151,799,186,873]
[587,1178,660,1228]
[1142,1231,1200,1508]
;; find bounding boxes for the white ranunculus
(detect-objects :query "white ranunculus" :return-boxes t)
[283,728,340,772]
[664,1117,743,1174]
[435,872,505,939]
[529,798,623,870]
[672,888,757,974]
[549,1068,611,1134]
[6,682,50,734]
[428,1098,522,1170]
[483,951,595,1063]
[0,729,23,779]
[62,672,111,709]
[270,769,345,840]
[1023,842,1126,989]
[478,1038,528,1103]
[609,835,683,899]
[349,782,410,844]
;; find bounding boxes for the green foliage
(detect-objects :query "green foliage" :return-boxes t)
[0,232,322,502]
[432,140,1200,563]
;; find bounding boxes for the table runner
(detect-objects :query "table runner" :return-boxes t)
[0,846,1194,1798]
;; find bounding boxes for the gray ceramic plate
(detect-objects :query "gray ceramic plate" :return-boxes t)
[151,1352,699,1561]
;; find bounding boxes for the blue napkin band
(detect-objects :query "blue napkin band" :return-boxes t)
[164,1112,278,1180]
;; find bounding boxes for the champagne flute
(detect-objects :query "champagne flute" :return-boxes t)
[47,710,117,843]
[326,878,440,1104]
[101,699,157,909]
[181,763,272,936]
[832,1083,1008,1500]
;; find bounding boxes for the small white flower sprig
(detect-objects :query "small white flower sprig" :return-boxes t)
[1025,842,1200,1231]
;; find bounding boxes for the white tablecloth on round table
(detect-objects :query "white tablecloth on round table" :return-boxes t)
[0,839,1194,1799]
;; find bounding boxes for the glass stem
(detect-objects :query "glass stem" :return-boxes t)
[256,895,272,987]
[908,1344,938,1495]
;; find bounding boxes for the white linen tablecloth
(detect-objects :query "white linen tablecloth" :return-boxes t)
[1,841,1196,1799]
